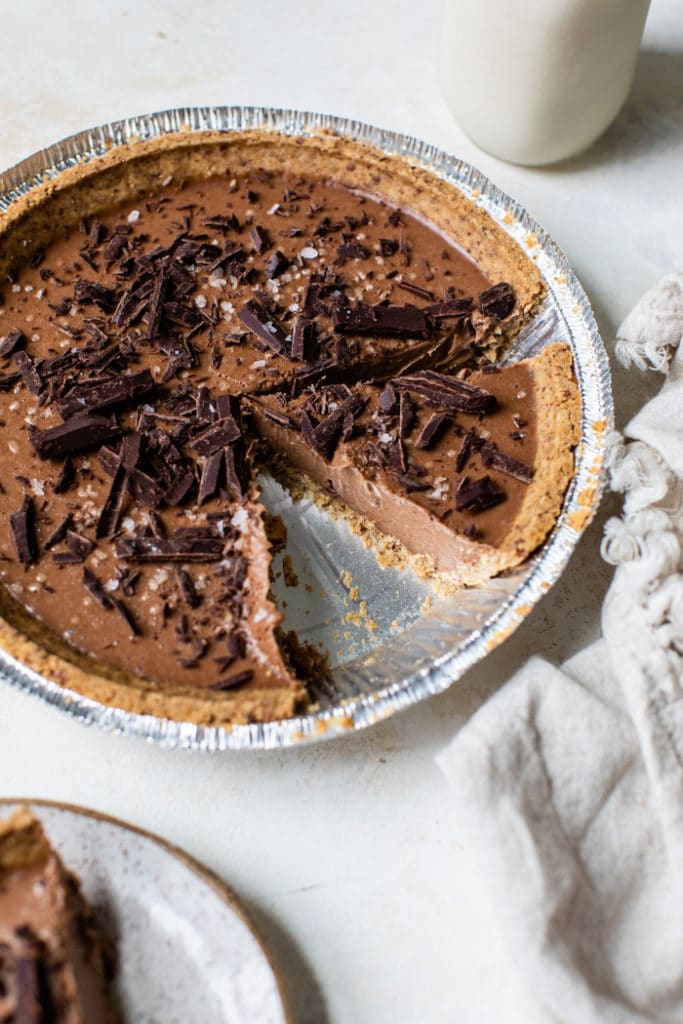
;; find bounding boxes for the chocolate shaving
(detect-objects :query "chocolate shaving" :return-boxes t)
[224,445,246,500]
[455,475,506,512]
[44,513,73,550]
[177,568,202,608]
[0,371,21,391]
[249,225,270,253]
[12,351,43,395]
[300,394,366,460]
[414,412,448,450]
[53,456,75,493]
[479,282,515,320]
[0,327,25,357]
[9,497,37,563]
[455,429,475,473]
[379,238,399,256]
[261,406,295,429]
[82,566,114,608]
[56,369,155,419]
[238,300,287,355]
[198,449,224,505]
[424,297,473,320]
[395,280,434,302]
[190,418,241,457]
[97,463,128,538]
[264,250,289,279]
[394,370,496,415]
[291,317,315,362]
[398,392,415,438]
[73,278,114,311]
[208,669,253,692]
[479,443,533,483]
[333,302,428,339]
[115,527,225,562]
[31,414,121,459]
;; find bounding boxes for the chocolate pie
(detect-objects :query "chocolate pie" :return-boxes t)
[0,130,580,725]
[0,808,119,1022]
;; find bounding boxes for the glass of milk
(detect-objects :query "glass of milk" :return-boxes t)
[439,0,651,165]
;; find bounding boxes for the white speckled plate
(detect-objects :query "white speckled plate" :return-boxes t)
[0,799,290,1024]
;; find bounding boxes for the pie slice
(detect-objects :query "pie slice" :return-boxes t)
[0,808,119,1023]
[249,343,580,587]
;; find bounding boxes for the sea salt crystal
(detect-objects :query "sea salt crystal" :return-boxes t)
[194,294,208,309]
[300,246,319,260]
[251,359,267,369]
[127,209,141,223]
[231,507,249,530]
[267,203,280,215]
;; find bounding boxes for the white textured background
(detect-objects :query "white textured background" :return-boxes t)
[1,2,682,1021]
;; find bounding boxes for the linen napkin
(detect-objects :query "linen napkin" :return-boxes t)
[437,272,683,1024]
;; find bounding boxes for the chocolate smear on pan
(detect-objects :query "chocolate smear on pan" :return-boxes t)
[393,370,496,415]
[455,475,506,513]
[9,497,37,563]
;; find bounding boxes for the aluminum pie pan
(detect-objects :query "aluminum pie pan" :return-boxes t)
[0,105,613,750]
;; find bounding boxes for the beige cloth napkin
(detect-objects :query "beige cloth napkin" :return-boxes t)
[437,273,683,1024]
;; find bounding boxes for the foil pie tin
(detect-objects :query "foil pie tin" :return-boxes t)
[0,106,613,750]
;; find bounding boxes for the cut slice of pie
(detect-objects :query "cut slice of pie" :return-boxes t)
[0,807,119,1023]
[249,342,580,588]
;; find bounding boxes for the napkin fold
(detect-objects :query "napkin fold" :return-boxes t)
[438,272,683,1024]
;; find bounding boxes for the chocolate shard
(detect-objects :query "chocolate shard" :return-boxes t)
[379,384,398,414]
[189,418,241,457]
[300,394,366,461]
[97,463,128,538]
[0,327,26,357]
[335,242,370,264]
[56,369,156,419]
[0,371,21,391]
[455,429,476,473]
[9,497,37,563]
[333,302,429,339]
[145,269,167,342]
[264,250,289,280]
[82,566,114,609]
[208,669,254,692]
[290,316,315,362]
[415,411,449,450]
[479,282,515,320]
[394,370,496,415]
[198,449,224,505]
[73,278,114,311]
[260,406,295,429]
[12,351,43,395]
[238,300,287,355]
[249,225,270,253]
[30,415,122,460]
[115,527,225,562]
[44,513,73,550]
[455,475,507,513]
[224,445,246,500]
[395,280,434,302]
[424,297,473,319]
[53,456,75,493]
[479,443,533,483]
[398,392,415,438]
[176,568,202,608]
[164,469,196,507]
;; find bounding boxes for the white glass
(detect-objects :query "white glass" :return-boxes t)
[439,0,651,165]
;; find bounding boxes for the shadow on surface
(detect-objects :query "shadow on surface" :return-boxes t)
[543,48,683,174]
[246,901,329,1024]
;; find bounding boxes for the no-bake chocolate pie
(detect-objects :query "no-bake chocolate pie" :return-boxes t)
[0,808,118,1023]
[0,130,580,725]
